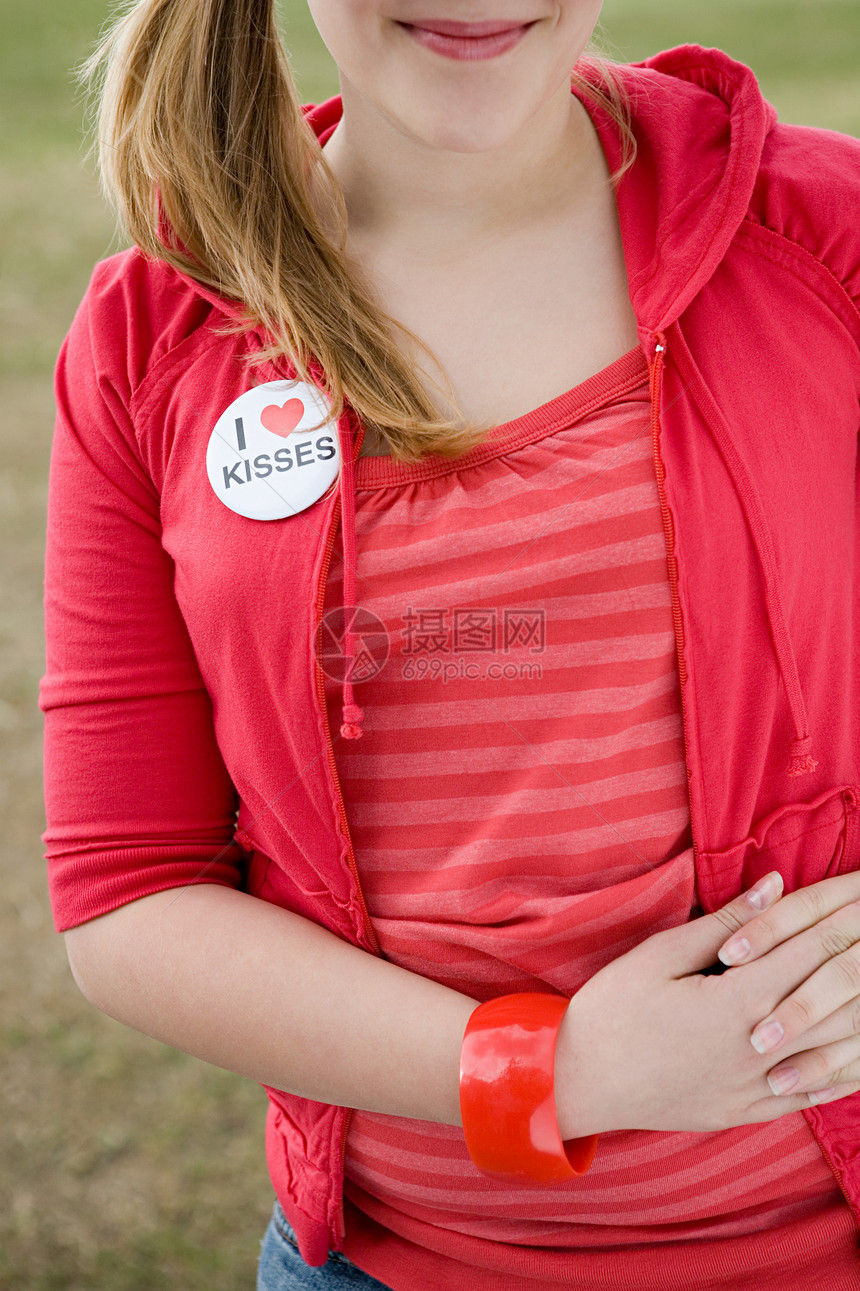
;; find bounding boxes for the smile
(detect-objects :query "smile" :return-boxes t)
[397,18,538,61]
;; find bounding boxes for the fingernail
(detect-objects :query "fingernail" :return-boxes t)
[718,936,751,966]
[807,1088,836,1105]
[767,1066,800,1095]
[745,872,783,911]
[751,1018,785,1054]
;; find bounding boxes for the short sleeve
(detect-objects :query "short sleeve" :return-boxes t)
[40,265,247,932]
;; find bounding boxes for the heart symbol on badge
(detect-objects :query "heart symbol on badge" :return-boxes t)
[260,398,305,437]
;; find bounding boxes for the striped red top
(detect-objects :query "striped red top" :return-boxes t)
[323,347,854,1288]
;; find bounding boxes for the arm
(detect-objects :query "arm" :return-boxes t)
[65,883,478,1127]
[64,870,847,1140]
[45,270,476,1132]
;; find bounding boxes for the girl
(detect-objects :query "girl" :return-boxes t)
[41,1,860,1287]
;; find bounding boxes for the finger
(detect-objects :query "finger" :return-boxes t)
[745,906,860,1054]
[656,872,785,977]
[745,1079,860,1124]
[763,1034,860,1100]
[718,874,860,967]
[781,994,860,1052]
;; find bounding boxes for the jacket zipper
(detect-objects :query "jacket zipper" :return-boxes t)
[315,492,381,954]
[314,488,382,1248]
[648,333,698,866]
[805,1113,860,1231]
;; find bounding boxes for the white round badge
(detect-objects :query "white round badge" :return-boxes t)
[206,380,341,520]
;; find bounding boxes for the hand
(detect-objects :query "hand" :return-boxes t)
[554,871,860,1139]
[715,870,860,1106]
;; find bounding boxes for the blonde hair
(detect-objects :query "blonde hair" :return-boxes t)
[83,0,638,463]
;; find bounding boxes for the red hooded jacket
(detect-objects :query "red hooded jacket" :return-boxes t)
[41,46,860,1265]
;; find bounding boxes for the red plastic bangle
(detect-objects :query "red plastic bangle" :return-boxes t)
[459,992,598,1182]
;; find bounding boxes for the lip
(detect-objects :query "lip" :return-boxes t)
[397,17,537,61]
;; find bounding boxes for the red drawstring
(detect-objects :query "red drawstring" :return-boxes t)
[664,329,818,779]
[336,412,364,740]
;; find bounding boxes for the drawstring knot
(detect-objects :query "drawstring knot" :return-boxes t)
[786,734,818,778]
[340,702,364,741]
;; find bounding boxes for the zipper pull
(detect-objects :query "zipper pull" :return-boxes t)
[648,333,667,424]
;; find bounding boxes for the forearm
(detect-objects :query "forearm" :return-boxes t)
[64,884,478,1127]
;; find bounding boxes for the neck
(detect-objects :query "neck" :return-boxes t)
[322,79,600,259]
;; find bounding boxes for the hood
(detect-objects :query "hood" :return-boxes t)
[171,45,817,776]
[602,45,778,336]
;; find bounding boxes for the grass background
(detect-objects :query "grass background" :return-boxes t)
[2,1,858,1286]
